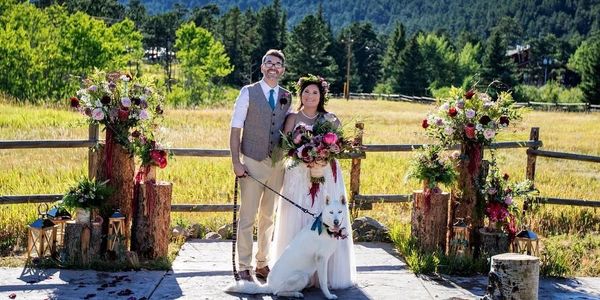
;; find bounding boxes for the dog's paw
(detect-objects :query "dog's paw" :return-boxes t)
[293,291,304,298]
[326,294,337,299]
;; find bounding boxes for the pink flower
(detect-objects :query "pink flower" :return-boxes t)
[483,128,495,139]
[121,97,131,108]
[91,108,104,120]
[504,196,513,205]
[293,134,302,144]
[323,132,338,145]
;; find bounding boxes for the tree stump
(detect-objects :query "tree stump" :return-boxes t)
[485,253,539,300]
[95,140,135,250]
[411,190,450,252]
[131,179,173,259]
[63,221,102,266]
[479,228,510,257]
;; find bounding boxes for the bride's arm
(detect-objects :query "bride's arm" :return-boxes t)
[283,113,297,134]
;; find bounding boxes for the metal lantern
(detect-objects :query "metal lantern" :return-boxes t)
[27,204,57,260]
[47,205,72,247]
[107,210,126,252]
[513,228,539,256]
[450,218,470,256]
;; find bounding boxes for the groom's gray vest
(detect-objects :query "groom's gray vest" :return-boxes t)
[241,82,292,161]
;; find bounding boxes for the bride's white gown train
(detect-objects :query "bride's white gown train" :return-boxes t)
[271,160,356,289]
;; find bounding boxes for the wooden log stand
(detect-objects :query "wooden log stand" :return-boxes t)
[131,167,173,259]
[63,221,102,266]
[485,253,539,300]
[479,228,510,257]
[411,190,450,252]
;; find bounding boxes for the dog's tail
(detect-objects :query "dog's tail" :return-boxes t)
[225,280,271,295]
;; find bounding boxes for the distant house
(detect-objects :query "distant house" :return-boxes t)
[144,47,176,62]
[506,44,531,67]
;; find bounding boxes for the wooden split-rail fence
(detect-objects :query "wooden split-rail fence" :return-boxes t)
[1,124,600,211]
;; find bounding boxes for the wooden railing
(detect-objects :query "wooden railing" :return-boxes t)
[1,124,600,210]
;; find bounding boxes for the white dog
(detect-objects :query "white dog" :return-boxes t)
[226,195,348,299]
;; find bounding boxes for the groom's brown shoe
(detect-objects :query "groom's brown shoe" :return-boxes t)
[238,270,255,282]
[255,266,270,279]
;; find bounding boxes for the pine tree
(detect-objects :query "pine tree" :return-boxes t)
[569,32,600,104]
[480,29,517,93]
[381,22,406,86]
[284,14,338,86]
[396,34,428,96]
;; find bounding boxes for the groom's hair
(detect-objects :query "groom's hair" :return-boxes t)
[262,49,285,64]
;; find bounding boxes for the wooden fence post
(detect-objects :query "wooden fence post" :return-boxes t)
[524,127,540,213]
[350,122,369,211]
[88,124,99,179]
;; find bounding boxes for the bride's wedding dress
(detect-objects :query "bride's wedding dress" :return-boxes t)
[271,159,356,289]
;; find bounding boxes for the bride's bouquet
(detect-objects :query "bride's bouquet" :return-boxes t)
[280,113,352,206]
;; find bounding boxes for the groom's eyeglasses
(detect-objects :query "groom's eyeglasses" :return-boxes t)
[263,61,284,69]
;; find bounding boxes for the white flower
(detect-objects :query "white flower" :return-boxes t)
[450,151,460,160]
[476,124,483,132]
[120,75,130,82]
[444,127,454,135]
[91,108,104,120]
[483,128,495,139]
[139,109,149,120]
[483,101,493,109]
[121,97,131,107]
[465,109,476,119]
[88,85,98,92]
[305,125,313,131]
[440,102,450,111]
[479,93,491,102]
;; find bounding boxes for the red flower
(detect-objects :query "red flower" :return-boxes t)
[421,119,429,129]
[464,90,475,99]
[448,107,458,117]
[150,150,168,168]
[464,123,476,139]
[479,115,491,125]
[70,97,80,108]
[499,116,510,126]
[118,108,129,121]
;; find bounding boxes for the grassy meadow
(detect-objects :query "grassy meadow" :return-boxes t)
[1,97,599,275]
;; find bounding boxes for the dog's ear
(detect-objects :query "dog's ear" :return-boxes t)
[326,196,330,206]
[340,195,346,205]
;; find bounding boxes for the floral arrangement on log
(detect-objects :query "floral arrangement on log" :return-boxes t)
[480,154,538,239]
[422,87,523,175]
[406,144,458,211]
[280,114,353,206]
[61,178,113,210]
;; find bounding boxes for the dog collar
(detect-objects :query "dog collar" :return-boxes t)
[310,214,347,240]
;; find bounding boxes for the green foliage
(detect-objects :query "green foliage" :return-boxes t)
[284,14,338,85]
[394,34,428,95]
[381,22,406,84]
[541,234,600,277]
[61,178,113,210]
[480,29,517,92]
[568,32,600,104]
[515,82,585,104]
[338,22,383,93]
[174,22,233,106]
[405,145,457,189]
[417,33,459,90]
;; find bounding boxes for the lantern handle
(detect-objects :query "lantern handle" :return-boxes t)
[37,203,49,217]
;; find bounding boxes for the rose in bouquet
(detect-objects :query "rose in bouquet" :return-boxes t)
[280,113,353,205]
[480,157,538,238]
[406,144,458,211]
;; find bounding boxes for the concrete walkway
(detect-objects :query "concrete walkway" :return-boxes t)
[1,240,599,299]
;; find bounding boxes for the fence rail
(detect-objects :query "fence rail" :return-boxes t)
[2,125,600,210]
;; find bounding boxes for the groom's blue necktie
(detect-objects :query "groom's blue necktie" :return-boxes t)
[268,89,276,110]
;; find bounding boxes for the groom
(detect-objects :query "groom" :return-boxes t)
[229,49,292,282]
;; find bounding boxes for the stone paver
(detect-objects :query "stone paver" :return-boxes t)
[1,240,600,299]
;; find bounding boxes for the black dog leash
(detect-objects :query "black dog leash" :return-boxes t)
[231,172,317,281]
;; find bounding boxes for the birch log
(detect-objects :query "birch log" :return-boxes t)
[485,253,540,300]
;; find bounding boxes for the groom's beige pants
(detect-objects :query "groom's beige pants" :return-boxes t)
[237,155,284,271]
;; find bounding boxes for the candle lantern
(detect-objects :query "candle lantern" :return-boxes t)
[47,205,71,247]
[450,218,470,256]
[107,210,126,252]
[27,204,57,260]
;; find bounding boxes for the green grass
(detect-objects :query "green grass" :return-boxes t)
[1,97,599,275]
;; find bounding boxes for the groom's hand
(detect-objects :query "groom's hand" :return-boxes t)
[233,162,248,177]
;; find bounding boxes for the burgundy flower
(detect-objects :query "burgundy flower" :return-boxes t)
[101,95,111,105]
[448,107,458,117]
[132,97,141,106]
[280,92,289,105]
[503,173,510,181]
[108,82,117,90]
[70,96,79,108]
[479,115,491,125]
[118,108,129,121]
[464,123,476,139]
[155,105,163,115]
[84,107,92,116]
[464,90,475,99]
[421,119,429,129]
[499,116,510,126]
[131,130,141,138]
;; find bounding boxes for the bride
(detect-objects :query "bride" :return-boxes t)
[271,75,356,289]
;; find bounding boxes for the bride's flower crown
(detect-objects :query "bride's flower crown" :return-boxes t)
[295,74,330,102]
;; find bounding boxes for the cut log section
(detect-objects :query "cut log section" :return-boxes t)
[411,190,450,252]
[485,253,540,300]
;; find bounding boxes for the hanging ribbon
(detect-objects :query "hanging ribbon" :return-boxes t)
[105,128,115,181]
